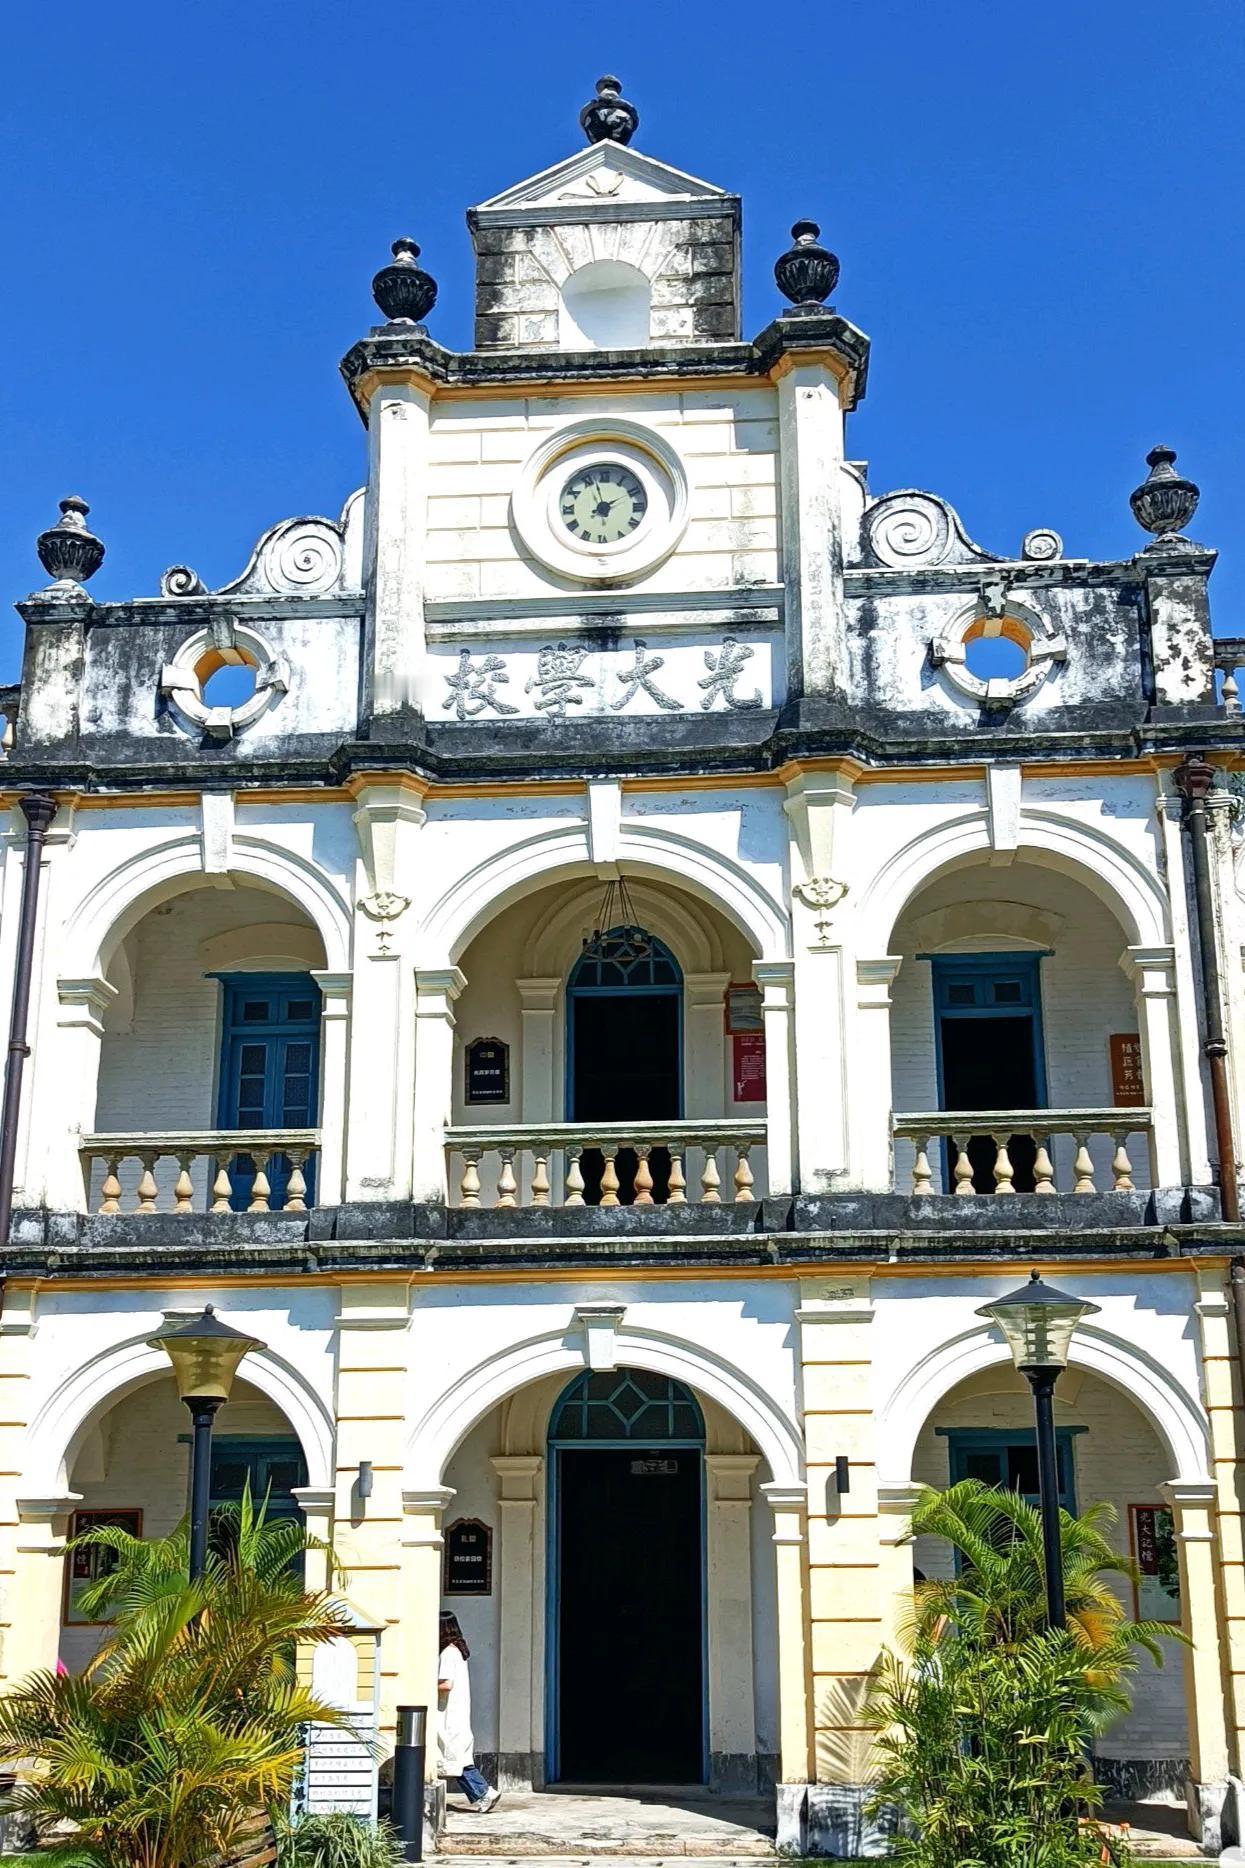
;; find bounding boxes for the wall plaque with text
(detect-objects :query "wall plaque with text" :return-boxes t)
[733,1031,767,1102]
[443,1516,492,1596]
[64,1507,143,1624]
[1109,1033,1146,1107]
[465,1037,510,1106]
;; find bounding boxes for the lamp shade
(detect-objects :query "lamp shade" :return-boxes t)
[976,1270,1100,1372]
[148,1304,265,1403]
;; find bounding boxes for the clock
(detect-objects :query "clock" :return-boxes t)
[559,464,649,546]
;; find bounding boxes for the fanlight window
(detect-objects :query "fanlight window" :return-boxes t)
[569,926,680,991]
[549,1369,704,1442]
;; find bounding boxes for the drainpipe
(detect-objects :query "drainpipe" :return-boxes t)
[0,794,57,1249]
[1173,755,1239,1222]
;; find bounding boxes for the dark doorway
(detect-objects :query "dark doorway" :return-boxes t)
[568,928,682,1202]
[932,954,1046,1192]
[549,1371,706,1786]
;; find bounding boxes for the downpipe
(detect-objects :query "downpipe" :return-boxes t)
[1174,756,1240,1222]
[0,795,58,1252]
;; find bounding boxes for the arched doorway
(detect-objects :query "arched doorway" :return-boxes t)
[567,926,682,1202]
[547,1369,706,1785]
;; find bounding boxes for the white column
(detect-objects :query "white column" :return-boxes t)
[9,1495,79,1684]
[776,361,848,697]
[49,975,118,1209]
[491,1455,542,1788]
[706,1452,760,1791]
[753,961,796,1195]
[761,1480,812,1789]
[851,957,903,1191]
[785,769,856,1190]
[1161,1478,1231,1838]
[685,971,730,1117]
[311,971,352,1207]
[517,979,561,1121]
[362,381,432,723]
[1120,945,1185,1187]
[291,1485,335,1595]
[412,968,465,1205]
[399,1487,455,1779]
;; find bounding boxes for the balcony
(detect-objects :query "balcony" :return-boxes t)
[80,1130,321,1214]
[891,1108,1154,1196]
[444,1119,768,1209]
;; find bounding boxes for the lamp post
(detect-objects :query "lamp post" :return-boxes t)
[976,1271,1100,1628]
[149,1305,265,1584]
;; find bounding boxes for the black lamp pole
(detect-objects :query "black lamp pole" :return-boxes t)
[187,1396,225,1584]
[977,1271,1100,1631]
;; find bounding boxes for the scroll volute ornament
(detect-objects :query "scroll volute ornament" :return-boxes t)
[1130,445,1200,543]
[774,220,840,312]
[37,495,105,586]
[580,74,639,145]
[371,238,438,325]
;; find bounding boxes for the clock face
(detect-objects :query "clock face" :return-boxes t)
[559,463,648,546]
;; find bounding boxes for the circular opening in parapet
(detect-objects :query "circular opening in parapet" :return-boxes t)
[197,649,259,709]
[963,617,1030,684]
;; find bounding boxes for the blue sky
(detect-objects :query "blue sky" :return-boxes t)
[1,0,1240,682]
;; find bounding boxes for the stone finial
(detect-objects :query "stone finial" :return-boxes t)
[371,238,438,326]
[774,220,841,313]
[36,495,105,588]
[1130,445,1200,546]
[580,75,639,146]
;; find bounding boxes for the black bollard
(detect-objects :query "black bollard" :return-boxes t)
[391,1704,427,1863]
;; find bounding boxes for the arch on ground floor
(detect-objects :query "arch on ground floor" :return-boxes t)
[417,819,790,969]
[58,830,353,980]
[875,1319,1212,1490]
[854,802,1171,957]
[404,1321,804,1492]
[19,1327,336,1500]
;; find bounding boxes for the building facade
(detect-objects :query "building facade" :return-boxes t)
[3,75,1245,1856]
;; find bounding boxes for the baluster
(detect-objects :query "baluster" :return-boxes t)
[701,1148,722,1203]
[459,1149,482,1208]
[1224,667,1242,715]
[283,1149,308,1213]
[99,1154,122,1215]
[599,1149,620,1207]
[0,711,13,756]
[531,1153,551,1207]
[1072,1134,1096,1195]
[565,1146,585,1206]
[173,1153,195,1215]
[911,1137,933,1196]
[992,1136,1015,1195]
[212,1157,233,1213]
[248,1150,272,1213]
[136,1151,159,1214]
[497,1148,518,1208]
[667,1150,687,1204]
[1033,1141,1056,1195]
[734,1145,755,1203]
[952,1137,975,1196]
[633,1145,654,1205]
[1111,1132,1135,1192]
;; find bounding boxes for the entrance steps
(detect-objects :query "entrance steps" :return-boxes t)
[438,1790,776,1857]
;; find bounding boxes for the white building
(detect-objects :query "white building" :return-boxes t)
[2,73,1244,1857]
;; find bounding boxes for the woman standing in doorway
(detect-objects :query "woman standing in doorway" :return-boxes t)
[438,1612,500,1813]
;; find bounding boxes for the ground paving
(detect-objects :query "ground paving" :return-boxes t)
[439,1790,775,1857]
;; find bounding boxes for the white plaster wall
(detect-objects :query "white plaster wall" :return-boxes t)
[60,1376,292,1672]
[912,1366,1188,1760]
[889,862,1143,1191]
[442,1411,503,1757]
[424,389,779,603]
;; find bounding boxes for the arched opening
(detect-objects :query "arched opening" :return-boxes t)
[60,1372,307,1672]
[568,926,681,1201]
[887,856,1155,1195]
[559,259,651,351]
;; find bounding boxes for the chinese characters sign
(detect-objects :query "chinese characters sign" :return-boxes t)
[443,1517,493,1596]
[1131,1504,1181,1622]
[1109,1033,1146,1107]
[465,1037,510,1106]
[437,634,774,721]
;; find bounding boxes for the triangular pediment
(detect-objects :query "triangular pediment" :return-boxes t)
[473,143,731,214]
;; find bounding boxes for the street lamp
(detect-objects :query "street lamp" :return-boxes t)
[976,1270,1100,1628]
[149,1304,265,1584]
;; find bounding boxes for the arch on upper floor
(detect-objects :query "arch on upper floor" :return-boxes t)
[519,877,729,979]
[405,1321,804,1491]
[59,831,352,981]
[876,1319,1212,1491]
[419,820,789,967]
[20,1327,335,1500]
[854,804,1170,957]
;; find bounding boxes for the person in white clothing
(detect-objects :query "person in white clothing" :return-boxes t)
[438,1612,500,1812]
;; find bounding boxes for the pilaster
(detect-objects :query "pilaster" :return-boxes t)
[706,1452,761,1790]
[850,958,903,1192]
[411,968,466,1204]
[491,1454,543,1788]
[784,769,856,1188]
[1119,945,1186,1186]
[752,960,796,1195]
[684,971,731,1120]
[761,1479,813,1787]
[776,361,848,697]
[0,1290,39,1687]
[48,974,119,1209]
[362,382,432,724]
[311,971,352,1206]
[400,1486,456,1778]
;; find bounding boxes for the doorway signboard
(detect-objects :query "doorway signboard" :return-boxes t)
[1109,1033,1145,1106]
[443,1516,493,1596]
[732,1031,767,1102]
[465,1037,510,1106]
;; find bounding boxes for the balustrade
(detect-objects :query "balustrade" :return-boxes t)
[80,1130,320,1214]
[444,1120,767,1209]
[1215,638,1245,713]
[891,1108,1153,1196]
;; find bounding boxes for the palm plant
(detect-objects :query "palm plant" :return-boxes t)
[275,1811,404,1868]
[0,1490,354,1868]
[867,1479,1185,1868]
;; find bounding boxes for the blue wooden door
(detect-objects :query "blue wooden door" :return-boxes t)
[216,974,321,1210]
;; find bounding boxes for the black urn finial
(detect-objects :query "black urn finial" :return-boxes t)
[371,238,438,326]
[774,220,841,314]
[36,495,105,587]
[580,75,639,145]
[1129,445,1200,546]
